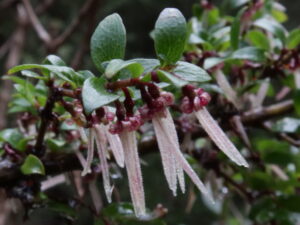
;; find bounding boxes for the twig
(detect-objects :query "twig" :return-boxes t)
[50,0,100,52]
[71,0,100,69]
[21,0,51,45]
[0,4,28,129]
[34,84,58,156]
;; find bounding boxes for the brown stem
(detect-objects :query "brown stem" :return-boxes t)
[34,84,58,156]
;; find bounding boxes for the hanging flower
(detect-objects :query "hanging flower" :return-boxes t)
[139,89,212,200]
[181,86,249,168]
[81,119,125,202]
[120,129,146,217]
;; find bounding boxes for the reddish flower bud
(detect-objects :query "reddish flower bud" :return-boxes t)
[160,92,174,106]
[199,92,211,107]
[109,122,123,134]
[180,96,193,114]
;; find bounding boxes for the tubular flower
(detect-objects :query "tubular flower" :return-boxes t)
[120,128,146,218]
[181,87,249,167]
[141,91,211,200]
[81,122,125,202]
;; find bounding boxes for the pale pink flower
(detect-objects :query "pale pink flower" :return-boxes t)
[191,89,249,167]
[81,123,125,202]
[120,130,146,217]
[153,109,212,201]
[195,107,249,167]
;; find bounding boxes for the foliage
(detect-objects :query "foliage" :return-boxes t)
[1,0,300,224]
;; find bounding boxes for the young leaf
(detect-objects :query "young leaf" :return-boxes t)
[173,61,211,83]
[254,17,286,44]
[229,47,266,62]
[157,70,188,87]
[91,13,126,72]
[82,77,119,114]
[230,7,245,50]
[129,58,160,74]
[44,55,66,66]
[105,59,143,79]
[153,8,187,65]
[287,29,300,49]
[21,154,45,175]
[246,30,270,51]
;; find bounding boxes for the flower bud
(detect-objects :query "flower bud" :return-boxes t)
[199,92,211,107]
[160,92,174,106]
[109,122,123,134]
[180,96,193,114]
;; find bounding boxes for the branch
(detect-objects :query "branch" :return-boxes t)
[71,0,101,69]
[21,0,51,45]
[0,100,294,186]
[50,0,100,52]
[34,84,58,156]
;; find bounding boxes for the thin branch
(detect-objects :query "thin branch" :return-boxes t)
[71,0,100,69]
[50,0,100,51]
[21,0,51,45]
[34,84,58,156]
[0,4,28,130]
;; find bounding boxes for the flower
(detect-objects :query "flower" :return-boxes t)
[182,87,249,168]
[120,129,146,217]
[81,122,125,203]
[150,92,212,200]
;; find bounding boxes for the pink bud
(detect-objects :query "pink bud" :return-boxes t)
[193,96,202,111]
[199,92,211,107]
[160,92,174,106]
[129,116,142,131]
[106,112,115,121]
[180,97,193,114]
[109,122,123,134]
[194,88,204,97]
[122,120,132,131]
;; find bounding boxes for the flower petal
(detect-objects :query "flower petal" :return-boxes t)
[103,124,125,168]
[82,128,95,176]
[94,125,113,203]
[120,131,146,218]
[155,110,212,201]
[152,116,178,196]
[162,110,186,193]
[195,107,249,167]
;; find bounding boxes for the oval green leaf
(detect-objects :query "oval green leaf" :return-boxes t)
[153,8,187,65]
[82,77,119,114]
[91,13,126,72]
[21,154,45,175]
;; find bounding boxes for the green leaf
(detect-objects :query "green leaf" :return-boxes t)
[44,55,66,66]
[287,29,300,49]
[156,70,188,87]
[203,57,224,70]
[46,139,66,151]
[229,47,266,62]
[21,154,45,175]
[82,77,119,114]
[20,70,47,80]
[246,30,270,50]
[254,17,286,43]
[230,8,245,50]
[153,8,187,65]
[271,9,288,23]
[173,61,211,82]
[91,13,126,72]
[105,59,144,79]
[129,58,160,74]
[294,90,300,116]
[8,64,77,87]
[0,128,27,151]
[272,117,300,133]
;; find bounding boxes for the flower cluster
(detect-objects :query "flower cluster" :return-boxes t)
[80,81,248,217]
